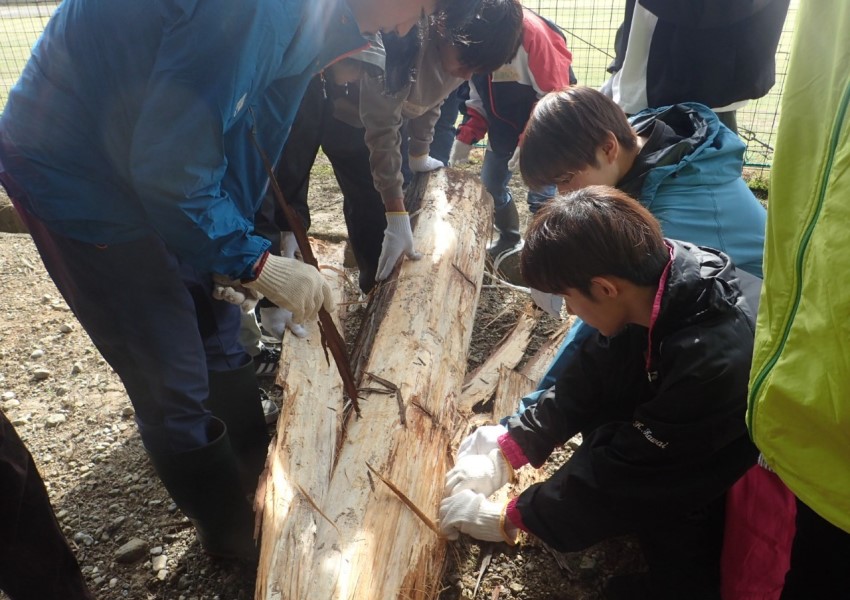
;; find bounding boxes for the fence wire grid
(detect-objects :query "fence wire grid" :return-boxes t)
[1,0,798,172]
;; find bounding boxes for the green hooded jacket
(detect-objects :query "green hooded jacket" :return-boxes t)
[748,0,850,533]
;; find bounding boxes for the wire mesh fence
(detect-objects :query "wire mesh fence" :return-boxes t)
[0,0,798,172]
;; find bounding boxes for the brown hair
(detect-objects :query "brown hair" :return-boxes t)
[520,185,668,296]
[519,86,637,190]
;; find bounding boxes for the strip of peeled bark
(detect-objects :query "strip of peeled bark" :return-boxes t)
[256,169,491,600]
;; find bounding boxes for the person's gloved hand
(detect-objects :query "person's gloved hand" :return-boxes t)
[448,140,472,166]
[259,305,307,339]
[444,448,512,497]
[376,212,422,281]
[212,281,262,313]
[530,288,564,318]
[439,490,516,544]
[243,253,334,323]
[507,146,521,172]
[457,424,509,459]
[409,154,445,173]
[280,231,300,260]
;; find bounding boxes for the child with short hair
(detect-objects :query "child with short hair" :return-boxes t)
[517,86,767,408]
[440,185,761,599]
[448,8,575,260]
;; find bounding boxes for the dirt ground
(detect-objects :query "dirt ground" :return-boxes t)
[0,151,645,599]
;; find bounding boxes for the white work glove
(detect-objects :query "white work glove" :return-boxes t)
[448,140,472,166]
[507,146,521,172]
[530,288,564,318]
[457,424,509,460]
[439,490,516,544]
[280,230,300,260]
[444,448,512,497]
[212,282,261,313]
[259,305,307,339]
[243,254,334,323]
[409,154,445,173]
[376,212,422,281]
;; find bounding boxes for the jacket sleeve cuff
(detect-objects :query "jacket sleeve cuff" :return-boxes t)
[456,108,488,146]
[505,497,528,533]
[379,184,405,206]
[241,249,270,283]
[408,138,430,158]
[498,432,530,470]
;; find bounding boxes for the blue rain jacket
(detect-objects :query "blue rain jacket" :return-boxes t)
[0,0,366,278]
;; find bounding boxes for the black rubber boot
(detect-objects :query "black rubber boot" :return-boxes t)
[147,418,258,561]
[206,363,271,494]
[487,199,522,260]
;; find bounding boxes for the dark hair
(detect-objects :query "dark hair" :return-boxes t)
[520,86,638,190]
[439,0,524,74]
[520,185,669,296]
[382,23,425,94]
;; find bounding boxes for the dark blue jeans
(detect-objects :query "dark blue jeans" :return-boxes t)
[8,194,247,455]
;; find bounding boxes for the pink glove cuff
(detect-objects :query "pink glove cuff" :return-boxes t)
[506,497,528,534]
[498,432,530,470]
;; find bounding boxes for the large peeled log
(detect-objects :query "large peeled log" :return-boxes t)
[255,169,491,600]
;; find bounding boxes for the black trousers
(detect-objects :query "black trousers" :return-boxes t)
[780,498,850,599]
[258,75,388,293]
[0,411,93,600]
[636,494,725,600]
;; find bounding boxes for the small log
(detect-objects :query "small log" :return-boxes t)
[458,310,537,414]
[491,365,536,423]
[518,317,574,384]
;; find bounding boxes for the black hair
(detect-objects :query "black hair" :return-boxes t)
[438,0,524,74]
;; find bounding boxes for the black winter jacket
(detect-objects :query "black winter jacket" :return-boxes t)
[504,241,760,552]
[609,0,790,109]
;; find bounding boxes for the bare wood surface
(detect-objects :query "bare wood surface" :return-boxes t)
[255,240,348,594]
[255,169,491,600]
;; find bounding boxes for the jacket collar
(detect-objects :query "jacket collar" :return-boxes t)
[315,0,372,72]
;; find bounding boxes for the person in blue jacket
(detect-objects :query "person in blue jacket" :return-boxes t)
[0,0,475,561]
[515,85,766,411]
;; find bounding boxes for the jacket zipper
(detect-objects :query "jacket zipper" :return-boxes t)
[747,81,850,434]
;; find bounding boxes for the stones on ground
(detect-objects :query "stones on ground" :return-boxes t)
[71,361,83,374]
[59,323,73,333]
[32,367,51,381]
[30,348,45,359]
[73,531,95,546]
[45,413,67,427]
[11,413,30,426]
[152,554,167,572]
[115,538,148,564]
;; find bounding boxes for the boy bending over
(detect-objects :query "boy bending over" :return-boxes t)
[440,186,760,599]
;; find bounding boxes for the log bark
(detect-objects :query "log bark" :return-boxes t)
[255,169,491,600]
